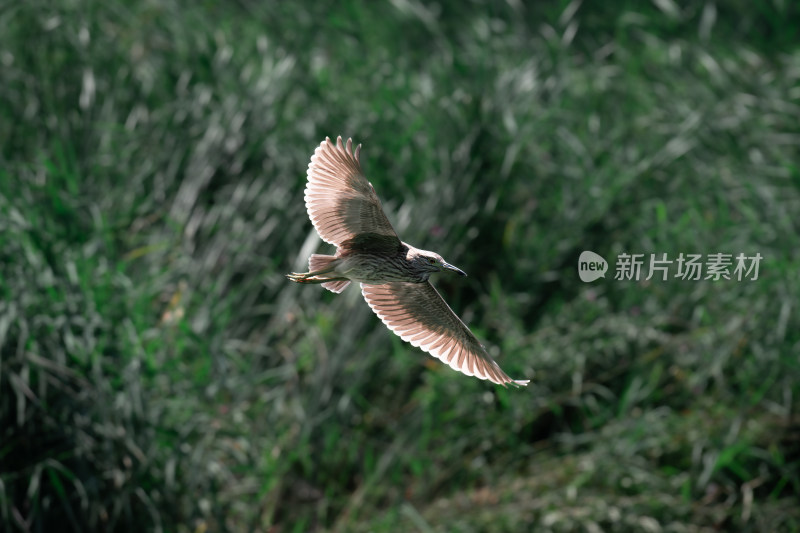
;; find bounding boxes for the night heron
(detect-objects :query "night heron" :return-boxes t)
[288,137,529,387]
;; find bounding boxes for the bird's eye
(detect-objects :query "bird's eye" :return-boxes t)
[429,258,436,264]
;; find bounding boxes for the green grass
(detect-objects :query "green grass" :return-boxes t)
[1,0,799,531]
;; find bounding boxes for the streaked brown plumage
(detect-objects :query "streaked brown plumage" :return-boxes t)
[287,136,529,387]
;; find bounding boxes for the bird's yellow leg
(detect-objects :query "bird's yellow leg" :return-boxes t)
[286,258,342,283]
[286,272,349,285]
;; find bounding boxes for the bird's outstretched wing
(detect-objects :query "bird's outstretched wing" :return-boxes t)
[361,282,529,387]
[305,136,400,253]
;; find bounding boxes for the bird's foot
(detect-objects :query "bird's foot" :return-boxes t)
[287,272,345,285]
[287,272,315,283]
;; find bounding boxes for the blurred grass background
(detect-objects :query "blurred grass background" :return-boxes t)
[1,0,799,531]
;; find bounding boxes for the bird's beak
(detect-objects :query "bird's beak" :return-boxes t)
[441,261,467,276]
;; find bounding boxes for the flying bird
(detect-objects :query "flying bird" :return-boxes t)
[288,136,529,387]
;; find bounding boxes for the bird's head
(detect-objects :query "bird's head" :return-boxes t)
[410,248,467,279]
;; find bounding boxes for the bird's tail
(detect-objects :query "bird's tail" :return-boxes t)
[308,254,351,293]
[320,279,350,293]
[308,253,337,273]
[287,254,352,293]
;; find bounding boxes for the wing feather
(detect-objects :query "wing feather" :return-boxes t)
[305,136,401,253]
[361,282,529,387]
